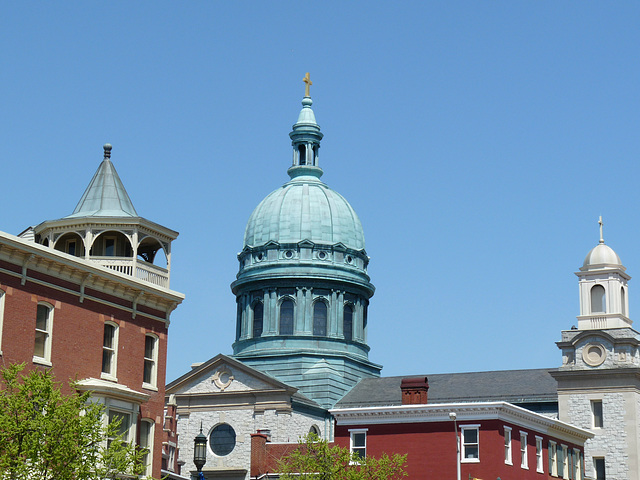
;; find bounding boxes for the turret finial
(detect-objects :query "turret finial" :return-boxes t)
[599,215,604,244]
[303,72,312,97]
[103,143,112,160]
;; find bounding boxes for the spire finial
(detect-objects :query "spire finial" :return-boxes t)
[103,143,112,160]
[303,72,312,97]
[599,215,604,244]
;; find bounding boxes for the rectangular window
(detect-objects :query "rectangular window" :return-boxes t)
[101,323,118,379]
[349,429,367,460]
[594,457,605,480]
[139,419,154,477]
[143,334,158,388]
[504,426,512,465]
[105,237,116,256]
[549,441,557,477]
[574,449,581,480]
[66,239,77,256]
[592,400,604,428]
[34,303,53,364]
[460,425,480,462]
[561,445,569,479]
[520,431,528,469]
[536,436,544,473]
[108,410,131,446]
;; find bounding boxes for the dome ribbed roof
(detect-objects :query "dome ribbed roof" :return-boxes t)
[582,243,623,270]
[243,176,365,250]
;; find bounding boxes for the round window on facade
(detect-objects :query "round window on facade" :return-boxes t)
[318,251,327,260]
[209,424,236,456]
[346,255,353,264]
[284,250,294,259]
[256,253,264,262]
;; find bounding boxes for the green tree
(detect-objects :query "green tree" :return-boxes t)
[0,363,147,480]
[278,433,408,480]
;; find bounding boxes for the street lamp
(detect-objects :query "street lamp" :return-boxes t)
[449,412,461,480]
[194,423,207,479]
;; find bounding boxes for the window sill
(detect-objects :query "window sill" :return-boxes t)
[521,465,529,470]
[505,461,513,466]
[142,382,158,392]
[100,372,118,382]
[461,458,480,464]
[33,356,52,367]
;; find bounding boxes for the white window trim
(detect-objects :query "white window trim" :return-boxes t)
[549,441,558,477]
[349,428,367,462]
[573,448,581,480]
[460,424,480,463]
[536,435,544,473]
[142,333,159,390]
[504,426,512,465]
[140,418,154,477]
[33,302,53,366]
[561,444,569,479]
[520,431,528,469]
[101,322,119,381]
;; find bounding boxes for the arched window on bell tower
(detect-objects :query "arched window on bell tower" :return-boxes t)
[621,287,626,316]
[298,145,306,165]
[591,285,606,314]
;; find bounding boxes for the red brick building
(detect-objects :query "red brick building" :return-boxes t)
[0,144,183,478]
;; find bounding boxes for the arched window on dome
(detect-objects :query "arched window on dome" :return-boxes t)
[235,300,242,341]
[343,304,353,342]
[252,302,263,338]
[298,145,306,165]
[312,145,318,166]
[280,299,294,335]
[621,287,626,316]
[591,285,606,314]
[313,301,327,336]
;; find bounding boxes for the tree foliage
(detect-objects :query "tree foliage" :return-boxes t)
[0,363,146,480]
[278,433,408,480]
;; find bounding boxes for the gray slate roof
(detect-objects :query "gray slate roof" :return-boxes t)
[335,368,558,408]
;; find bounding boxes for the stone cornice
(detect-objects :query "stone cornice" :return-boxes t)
[330,401,593,443]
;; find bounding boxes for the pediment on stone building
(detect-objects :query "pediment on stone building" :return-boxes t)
[166,353,298,397]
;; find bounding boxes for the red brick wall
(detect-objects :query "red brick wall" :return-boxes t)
[0,268,168,478]
[335,419,583,480]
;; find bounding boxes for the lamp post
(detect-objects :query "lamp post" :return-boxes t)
[449,412,461,480]
[194,423,207,480]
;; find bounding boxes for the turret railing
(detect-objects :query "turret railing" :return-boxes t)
[92,257,169,288]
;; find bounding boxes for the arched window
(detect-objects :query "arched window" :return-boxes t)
[621,287,626,316]
[313,301,327,336]
[280,299,294,335]
[343,304,353,342]
[310,425,321,436]
[591,285,606,313]
[298,145,306,165]
[253,302,263,338]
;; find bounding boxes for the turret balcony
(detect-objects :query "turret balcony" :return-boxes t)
[93,257,169,288]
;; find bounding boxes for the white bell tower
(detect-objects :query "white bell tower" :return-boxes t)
[576,217,630,330]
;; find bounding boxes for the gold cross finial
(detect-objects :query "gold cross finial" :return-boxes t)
[303,72,312,97]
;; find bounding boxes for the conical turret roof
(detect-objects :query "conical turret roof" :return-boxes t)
[66,144,138,218]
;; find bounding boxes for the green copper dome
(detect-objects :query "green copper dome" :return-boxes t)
[243,178,365,251]
[243,94,365,251]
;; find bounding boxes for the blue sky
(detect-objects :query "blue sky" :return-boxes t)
[1,2,639,382]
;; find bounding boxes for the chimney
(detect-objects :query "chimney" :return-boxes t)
[401,377,429,405]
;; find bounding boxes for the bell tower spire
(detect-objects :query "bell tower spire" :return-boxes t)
[288,73,324,179]
[576,218,631,329]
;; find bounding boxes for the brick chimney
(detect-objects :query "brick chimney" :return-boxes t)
[401,377,429,405]
[250,433,269,477]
